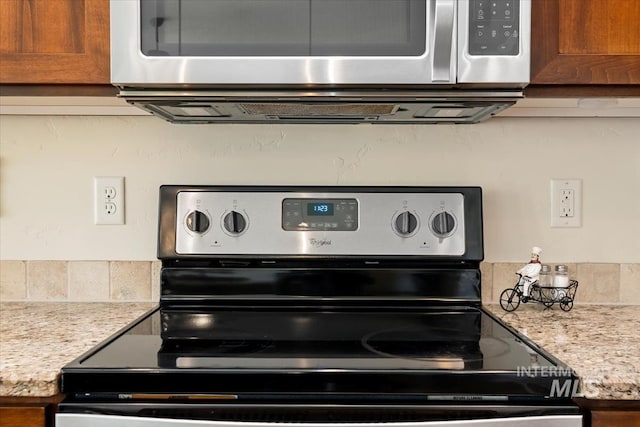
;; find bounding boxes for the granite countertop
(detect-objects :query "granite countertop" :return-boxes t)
[0,302,155,397]
[485,304,640,400]
[0,302,638,400]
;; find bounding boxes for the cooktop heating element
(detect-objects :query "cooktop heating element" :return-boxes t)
[57,186,582,427]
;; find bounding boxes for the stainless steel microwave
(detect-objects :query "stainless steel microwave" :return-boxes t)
[111,0,531,124]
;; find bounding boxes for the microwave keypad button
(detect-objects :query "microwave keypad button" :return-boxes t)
[470,0,519,56]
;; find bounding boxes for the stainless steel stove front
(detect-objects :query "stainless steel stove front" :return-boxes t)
[57,186,581,427]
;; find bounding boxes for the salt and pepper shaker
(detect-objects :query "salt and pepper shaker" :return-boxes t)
[538,264,553,287]
[553,264,569,287]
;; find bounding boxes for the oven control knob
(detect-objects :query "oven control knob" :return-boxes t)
[223,211,247,235]
[185,210,210,233]
[431,211,456,238]
[394,211,418,236]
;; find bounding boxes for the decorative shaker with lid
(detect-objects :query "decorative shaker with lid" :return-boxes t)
[539,264,553,287]
[553,264,569,287]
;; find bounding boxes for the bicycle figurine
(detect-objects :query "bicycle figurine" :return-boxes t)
[499,273,579,312]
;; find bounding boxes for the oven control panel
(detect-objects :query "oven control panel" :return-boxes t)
[174,191,467,256]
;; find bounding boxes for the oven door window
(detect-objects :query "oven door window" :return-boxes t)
[140,0,426,56]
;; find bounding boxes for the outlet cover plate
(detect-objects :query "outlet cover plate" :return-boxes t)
[94,176,125,225]
[551,179,582,227]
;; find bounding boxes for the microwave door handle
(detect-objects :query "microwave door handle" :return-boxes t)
[431,0,456,82]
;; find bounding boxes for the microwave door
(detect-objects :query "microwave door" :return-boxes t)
[111,0,456,86]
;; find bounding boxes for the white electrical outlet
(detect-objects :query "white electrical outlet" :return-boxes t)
[550,179,582,227]
[94,176,125,225]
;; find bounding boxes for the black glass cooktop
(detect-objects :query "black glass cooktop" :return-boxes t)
[78,308,544,370]
[60,307,574,400]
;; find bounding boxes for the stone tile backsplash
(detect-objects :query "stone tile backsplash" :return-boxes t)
[1,260,638,304]
[1,261,161,302]
[68,261,110,301]
[575,263,620,304]
[0,261,26,300]
[620,264,640,305]
[486,262,636,305]
[27,261,68,300]
[110,261,152,301]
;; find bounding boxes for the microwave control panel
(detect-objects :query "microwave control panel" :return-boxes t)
[469,0,520,55]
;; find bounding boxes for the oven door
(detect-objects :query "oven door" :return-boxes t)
[58,414,582,427]
[111,0,456,85]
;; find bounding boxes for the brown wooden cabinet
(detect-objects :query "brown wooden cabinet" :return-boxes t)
[577,398,640,427]
[0,0,109,84]
[0,405,47,427]
[0,395,62,427]
[591,410,640,427]
[531,0,640,85]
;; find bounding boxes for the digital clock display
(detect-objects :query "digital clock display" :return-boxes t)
[282,198,357,231]
[307,202,334,216]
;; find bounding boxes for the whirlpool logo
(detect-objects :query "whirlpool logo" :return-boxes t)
[309,238,332,247]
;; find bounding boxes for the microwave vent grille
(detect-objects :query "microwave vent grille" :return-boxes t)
[238,103,398,117]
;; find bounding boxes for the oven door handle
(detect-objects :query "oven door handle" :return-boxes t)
[57,413,582,426]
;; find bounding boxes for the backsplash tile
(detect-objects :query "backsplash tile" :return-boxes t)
[0,261,26,300]
[110,261,152,301]
[69,261,110,301]
[27,261,68,300]
[620,264,640,305]
[0,261,638,304]
[151,261,161,301]
[491,263,521,302]
[480,262,493,304]
[576,263,620,303]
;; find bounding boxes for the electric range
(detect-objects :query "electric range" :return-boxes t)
[57,186,582,427]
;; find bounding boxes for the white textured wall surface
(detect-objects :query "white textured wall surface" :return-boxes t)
[0,115,638,262]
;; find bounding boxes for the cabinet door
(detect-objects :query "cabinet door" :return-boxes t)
[591,410,640,427]
[531,0,640,84]
[0,405,46,427]
[0,0,109,84]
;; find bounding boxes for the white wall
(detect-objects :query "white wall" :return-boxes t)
[0,115,638,262]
